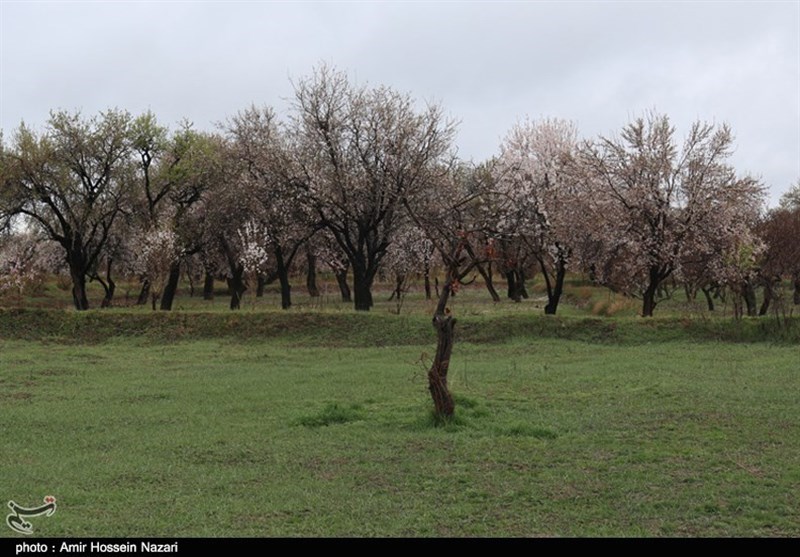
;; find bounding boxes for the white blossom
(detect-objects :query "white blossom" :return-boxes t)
[237,220,270,275]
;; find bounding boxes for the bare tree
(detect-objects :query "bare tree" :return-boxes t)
[290,64,457,311]
[405,163,498,419]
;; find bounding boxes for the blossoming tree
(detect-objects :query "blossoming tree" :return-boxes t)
[579,112,765,317]
[494,117,581,313]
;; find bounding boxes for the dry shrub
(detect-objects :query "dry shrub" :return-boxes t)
[529,280,548,294]
[606,299,634,316]
[567,285,595,307]
[55,273,72,291]
[591,300,609,316]
[572,286,594,300]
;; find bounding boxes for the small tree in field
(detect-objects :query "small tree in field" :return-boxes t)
[406,163,498,420]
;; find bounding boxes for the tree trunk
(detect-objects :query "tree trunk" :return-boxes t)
[253,273,264,297]
[353,280,373,311]
[99,259,115,308]
[518,268,529,299]
[390,274,405,303]
[544,262,566,315]
[506,268,528,303]
[95,277,110,308]
[68,253,89,311]
[733,291,743,320]
[505,270,519,302]
[429,280,456,420]
[641,267,661,317]
[102,278,115,308]
[159,261,181,311]
[642,291,656,317]
[423,262,432,301]
[276,250,292,310]
[256,269,279,297]
[203,272,215,300]
[701,286,715,312]
[352,264,374,311]
[137,279,151,305]
[98,276,115,309]
[335,268,351,302]
[306,250,320,298]
[794,277,800,305]
[743,280,757,317]
[759,280,772,316]
[475,262,501,302]
[279,273,292,309]
[227,266,246,310]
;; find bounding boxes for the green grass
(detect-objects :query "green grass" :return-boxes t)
[1,333,798,537]
[1,274,798,536]
[1,304,799,346]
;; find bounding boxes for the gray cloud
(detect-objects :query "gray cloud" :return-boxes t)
[1,0,797,205]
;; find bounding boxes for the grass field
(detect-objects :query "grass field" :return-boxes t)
[1,274,798,536]
[2,311,799,536]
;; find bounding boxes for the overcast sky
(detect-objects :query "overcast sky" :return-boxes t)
[1,0,798,205]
